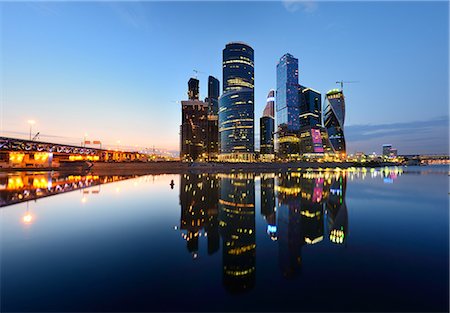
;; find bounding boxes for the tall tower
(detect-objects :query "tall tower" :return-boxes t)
[260,90,275,158]
[276,53,300,159]
[218,42,255,162]
[324,89,346,154]
[207,76,220,116]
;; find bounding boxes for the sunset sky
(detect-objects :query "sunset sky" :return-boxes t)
[1,1,448,154]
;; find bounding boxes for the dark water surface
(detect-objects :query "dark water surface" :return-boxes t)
[1,166,448,312]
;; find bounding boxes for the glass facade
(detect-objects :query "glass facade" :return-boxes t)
[219,42,255,160]
[222,42,254,92]
[276,53,300,158]
[219,89,254,156]
[207,76,220,116]
[324,89,346,154]
[299,87,321,128]
[260,116,274,155]
[276,53,299,132]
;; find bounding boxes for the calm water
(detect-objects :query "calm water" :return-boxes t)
[1,166,448,312]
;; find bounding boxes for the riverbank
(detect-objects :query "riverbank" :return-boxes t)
[0,160,400,175]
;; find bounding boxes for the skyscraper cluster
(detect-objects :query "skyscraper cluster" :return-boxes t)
[180,44,347,162]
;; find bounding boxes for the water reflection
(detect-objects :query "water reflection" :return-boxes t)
[177,170,354,292]
[0,171,141,208]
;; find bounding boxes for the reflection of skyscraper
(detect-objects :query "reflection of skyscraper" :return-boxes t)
[276,53,300,158]
[260,90,275,159]
[276,173,302,278]
[325,175,348,245]
[179,173,220,256]
[219,42,255,161]
[260,174,277,240]
[299,177,324,245]
[218,173,256,293]
[324,89,346,154]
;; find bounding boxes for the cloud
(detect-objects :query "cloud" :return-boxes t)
[345,116,449,155]
[282,0,318,13]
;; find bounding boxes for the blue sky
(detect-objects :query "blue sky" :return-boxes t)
[1,1,448,154]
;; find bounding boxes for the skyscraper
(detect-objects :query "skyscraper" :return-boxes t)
[324,89,346,154]
[206,76,220,116]
[299,87,321,128]
[298,86,333,155]
[205,76,220,161]
[218,42,255,161]
[260,90,275,159]
[188,77,199,100]
[276,53,300,158]
[181,78,209,161]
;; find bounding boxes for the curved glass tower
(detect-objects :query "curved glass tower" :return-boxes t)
[219,42,255,161]
[324,89,346,154]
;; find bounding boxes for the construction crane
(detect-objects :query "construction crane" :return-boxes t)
[32,132,40,141]
[193,69,205,79]
[336,80,359,91]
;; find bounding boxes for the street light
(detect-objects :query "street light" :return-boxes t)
[27,120,36,140]
[83,133,88,147]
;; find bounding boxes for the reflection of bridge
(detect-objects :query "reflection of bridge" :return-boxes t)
[0,171,140,207]
[0,137,149,168]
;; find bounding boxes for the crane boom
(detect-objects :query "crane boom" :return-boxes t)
[336,80,359,91]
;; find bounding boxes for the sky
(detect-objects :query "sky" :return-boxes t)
[1,1,448,154]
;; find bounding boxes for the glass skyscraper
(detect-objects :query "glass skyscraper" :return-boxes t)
[324,89,346,154]
[218,42,255,161]
[207,76,220,116]
[260,90,275,158]
[276,53,300,158]
[299,87,321,128]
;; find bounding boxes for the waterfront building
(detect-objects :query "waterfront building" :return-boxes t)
[181,77,209,162]
[382,144,397,158]
[181,76,220,162]
[260,90,275,160]
[276,53,300,159]
[324,89,346,154]
[219,42,255,162]
[218,173,256,293]
[382,144,392,156]
[180,99,208,162]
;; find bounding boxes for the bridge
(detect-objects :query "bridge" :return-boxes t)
[0,136,152,169]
